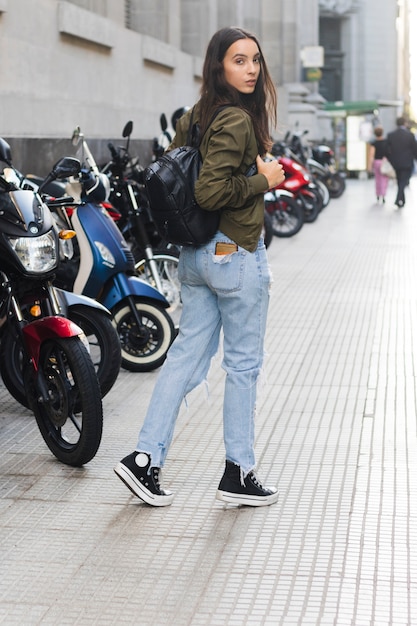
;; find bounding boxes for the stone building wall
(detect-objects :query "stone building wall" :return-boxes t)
[0,0,402,174]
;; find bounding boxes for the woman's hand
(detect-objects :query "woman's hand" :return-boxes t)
[256,155,285,189]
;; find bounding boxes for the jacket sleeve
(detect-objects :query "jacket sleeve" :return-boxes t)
[413,135,417,159]
[194,109,268,211]
[385,136,391,158]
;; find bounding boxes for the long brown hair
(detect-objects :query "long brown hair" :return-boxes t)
[199,27,277,154]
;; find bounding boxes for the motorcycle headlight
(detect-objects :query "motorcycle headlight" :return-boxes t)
[95,241,115,267]
[8,231,58,273]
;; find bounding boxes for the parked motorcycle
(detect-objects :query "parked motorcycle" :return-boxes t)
[270,142,322,223]
[104,122,179,257]
[5,186,122,406]
[264,188,304,237]
[53,127,176,372]
[0,139,103,466]
[100,122,182,322]
[284,129,345,199]
[2,283,122,409]
[311,143,346,198]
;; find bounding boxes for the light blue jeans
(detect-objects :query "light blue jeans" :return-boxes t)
[136,230,271,475]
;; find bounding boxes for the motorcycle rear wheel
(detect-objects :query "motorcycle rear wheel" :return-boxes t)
[266,196,304,238]
[262,210,273,248]
[326,173,346,198]
[298,191,320,223]
[112,298,175,372]
[315,178,330,209]
[23,336,103,466]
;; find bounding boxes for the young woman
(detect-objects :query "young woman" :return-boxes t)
[368,126,389,203]
[114,27,285,507]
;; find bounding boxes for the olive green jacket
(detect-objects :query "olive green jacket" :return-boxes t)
[170,103,269,252]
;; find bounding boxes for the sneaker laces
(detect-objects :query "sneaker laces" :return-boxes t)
[151,467,161,488]
[248,471,262,489]
[239,467,262,488]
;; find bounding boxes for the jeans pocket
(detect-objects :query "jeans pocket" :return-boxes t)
[204,249,246,293]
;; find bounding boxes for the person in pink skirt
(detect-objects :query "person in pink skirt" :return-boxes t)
[369,126,389,203]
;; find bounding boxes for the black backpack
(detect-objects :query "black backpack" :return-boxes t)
[144,107,226,247]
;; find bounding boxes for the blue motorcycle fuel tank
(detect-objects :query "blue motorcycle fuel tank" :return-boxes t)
[99,273,169,310]
[71,202,169,307]
[72,202,135,296]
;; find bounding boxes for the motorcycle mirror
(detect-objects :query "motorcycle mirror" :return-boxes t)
[122,121,133,138]
[52,157,81,180]
[71,126,83,146]
[0,137,12,165]
[38,157,81,195]
[160,114,168,133]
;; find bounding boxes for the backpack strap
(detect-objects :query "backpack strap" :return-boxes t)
[187,105,230,149]
[186,107,196,147]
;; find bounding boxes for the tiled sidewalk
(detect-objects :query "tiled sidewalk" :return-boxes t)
[1,175,417,625]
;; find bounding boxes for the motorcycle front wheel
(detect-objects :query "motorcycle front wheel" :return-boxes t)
[68,306,121,398]
[135,254,181,324]
[112,298,175,372]
[23,336,103,466]
[0,307,121,407]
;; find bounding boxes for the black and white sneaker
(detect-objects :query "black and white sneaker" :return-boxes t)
[114,452,174,507]
[216,460,278,507]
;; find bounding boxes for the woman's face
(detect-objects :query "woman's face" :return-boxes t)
[222,37,261,94]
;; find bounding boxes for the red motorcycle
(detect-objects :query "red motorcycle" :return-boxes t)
[0,139,103,466]
[271,141,323,223]
[264,188,304,238]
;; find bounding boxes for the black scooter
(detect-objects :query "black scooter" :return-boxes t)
[100,121,182,323]
[0,139,103,466]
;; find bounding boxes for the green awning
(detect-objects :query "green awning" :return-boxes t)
[323,100,402,115]
[324,100,379,114]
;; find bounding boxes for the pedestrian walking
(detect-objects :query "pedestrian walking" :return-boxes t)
[386,116,417,207]
[368,126,389,203]
[114,26,285,508]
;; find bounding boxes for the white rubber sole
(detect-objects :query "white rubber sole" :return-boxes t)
[114,462,174,507]
[216,489,279,507]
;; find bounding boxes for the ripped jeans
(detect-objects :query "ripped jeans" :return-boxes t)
[136,230,271,474]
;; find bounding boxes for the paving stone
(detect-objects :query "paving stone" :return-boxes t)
[1,178,417,624]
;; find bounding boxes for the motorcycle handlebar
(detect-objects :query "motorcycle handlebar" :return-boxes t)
[46,196,76,208]
[107,142,118,160]
[107,142,130,172]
